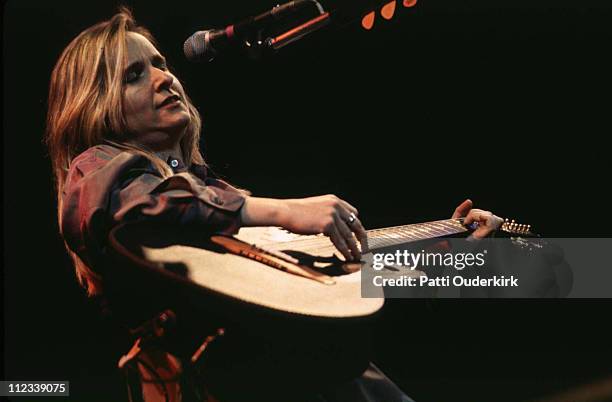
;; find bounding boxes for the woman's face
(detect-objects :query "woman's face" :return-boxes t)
[122,32,190,150]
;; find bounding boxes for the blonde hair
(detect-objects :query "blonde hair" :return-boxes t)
[45,7,204,295]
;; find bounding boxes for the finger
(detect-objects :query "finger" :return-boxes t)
[352,219,369,254]
[463,208,485,226]
[472,212,502,238]
[490,214,504,229]
[338,199,358,216]
[334,215,361,260]
[480,211,494,226]
[328,226,353,261]
[452,199,473,219]
[344,213,369,254]
[466,210,500,231]
[478,210,493,226]
[338,208,368,254]
[478,211,503,229]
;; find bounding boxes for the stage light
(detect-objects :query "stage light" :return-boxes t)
[362,0,418,30]
[381,1,396,20]
[361,11,375,30]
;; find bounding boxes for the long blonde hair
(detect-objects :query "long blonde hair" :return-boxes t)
[45,7,204,295]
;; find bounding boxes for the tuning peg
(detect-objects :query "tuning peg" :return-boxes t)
[499,218,532,235]
[502,219,509,232]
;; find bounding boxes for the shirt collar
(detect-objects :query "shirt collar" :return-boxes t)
[166,156,186,172]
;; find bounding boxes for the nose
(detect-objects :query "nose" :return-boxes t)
[152,66,174,92]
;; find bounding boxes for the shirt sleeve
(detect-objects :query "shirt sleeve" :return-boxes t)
[112,169,245,233]
[60,146,246,267]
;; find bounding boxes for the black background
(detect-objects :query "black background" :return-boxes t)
[4,1,612,401]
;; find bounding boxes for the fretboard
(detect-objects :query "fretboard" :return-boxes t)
[367,219,467,250]
[250,219,469,256]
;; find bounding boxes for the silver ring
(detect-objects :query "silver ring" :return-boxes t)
[348,212,357,225]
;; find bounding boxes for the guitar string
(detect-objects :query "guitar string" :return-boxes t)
[272,219,465,252]
[263,219,467,255]
[291,223,467,256]
[266,218,463,250]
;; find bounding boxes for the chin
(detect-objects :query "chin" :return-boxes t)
[168,114,191,131]
[179,110,192,125]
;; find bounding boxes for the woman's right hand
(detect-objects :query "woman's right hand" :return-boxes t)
[241,195,368,261]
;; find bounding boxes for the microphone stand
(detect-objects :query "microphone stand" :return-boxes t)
[242,0,330,60]
[265,12,331,51]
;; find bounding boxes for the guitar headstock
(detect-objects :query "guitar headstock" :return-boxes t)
[500,218,533,236]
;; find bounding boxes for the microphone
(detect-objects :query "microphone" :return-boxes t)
[184,0,312,61]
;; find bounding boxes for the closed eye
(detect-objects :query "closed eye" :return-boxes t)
[124,61,144,84]
[124,55,168,84]
[151,55,168,71]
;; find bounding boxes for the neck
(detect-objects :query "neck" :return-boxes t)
[365,219,468,251]
[154,143,183,164]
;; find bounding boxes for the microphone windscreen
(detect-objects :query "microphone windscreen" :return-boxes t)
[183,30,209,62]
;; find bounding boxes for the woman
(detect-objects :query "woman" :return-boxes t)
[46,7,501,402]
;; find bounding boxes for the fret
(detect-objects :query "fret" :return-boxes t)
[269,219,469,253]
[423,223,447,236]
[366,219,467,251]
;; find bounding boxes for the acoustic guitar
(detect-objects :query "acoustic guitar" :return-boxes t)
[108,217,532,321]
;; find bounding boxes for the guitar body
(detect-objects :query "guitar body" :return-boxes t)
[139,226,385,319]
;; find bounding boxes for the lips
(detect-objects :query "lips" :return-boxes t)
[157,94,181,108]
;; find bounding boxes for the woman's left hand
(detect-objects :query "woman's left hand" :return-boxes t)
[452,199,503,239]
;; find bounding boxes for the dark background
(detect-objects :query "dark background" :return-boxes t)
[4,1,612,401]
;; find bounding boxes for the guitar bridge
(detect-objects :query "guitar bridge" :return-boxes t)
[210,235,335,285]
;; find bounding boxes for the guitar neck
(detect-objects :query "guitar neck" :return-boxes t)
[237,218,472,256]
[366,219,468,251]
